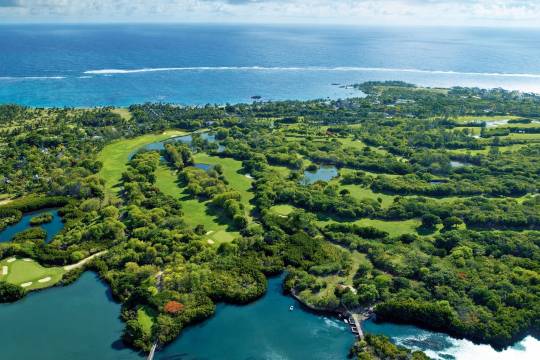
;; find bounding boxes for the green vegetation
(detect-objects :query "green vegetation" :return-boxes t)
[1,82,540,356]
[0,257,65,291]
[98,130,186,192]
[29,212,54,226]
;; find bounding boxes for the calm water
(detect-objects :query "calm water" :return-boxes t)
[156,275,354,360]
[2,25,540,107]
[0,272,142,360]
[130,132,216,159]
[0,269,538,359]
[0,208,63,243]
[302,166,338,184]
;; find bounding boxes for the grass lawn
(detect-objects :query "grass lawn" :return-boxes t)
[501,133,540,141]
[137,306,156,336]
[316,216,422,237]
[339,184,396,208]
[98,130,186,192]
[155,163,240,244]
[453,115,520,123]
[298,251,368,307]
[193,153,254,210]
[338,137,390,155]
[0,257,65,291]
[270,204,296,216]
[111,108,133,121]
[352,218,422,237]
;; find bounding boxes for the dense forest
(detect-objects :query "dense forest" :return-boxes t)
[1,82,539,359]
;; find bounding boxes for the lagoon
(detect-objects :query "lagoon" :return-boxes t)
[0,270,538,359]
[0,208,63,243]
[0,272,142,360]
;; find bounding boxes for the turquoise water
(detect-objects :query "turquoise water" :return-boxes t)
[302,166,339,185]
[2,25,540,107]
[0,209,63,243]
[0,270,538,359]
[0,272,142,360]
[364,320,540,360]
[156,275,354,360]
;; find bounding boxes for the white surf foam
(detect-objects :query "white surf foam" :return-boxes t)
[83,66,540,79]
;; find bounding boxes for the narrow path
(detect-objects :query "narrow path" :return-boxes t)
[63,250,108,271]
[147,342,158,360]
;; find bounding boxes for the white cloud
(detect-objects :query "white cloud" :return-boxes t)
[1,0,540,26]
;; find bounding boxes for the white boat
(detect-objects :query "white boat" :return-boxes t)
[289,305,294,311]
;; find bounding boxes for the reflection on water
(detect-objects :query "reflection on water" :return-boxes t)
[302,166,338,185]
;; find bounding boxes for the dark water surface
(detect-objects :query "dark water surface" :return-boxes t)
[0,208,63,243]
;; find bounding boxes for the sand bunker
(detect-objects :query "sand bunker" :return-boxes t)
[21,282,33,288]
[7,258,16,263]
[1,266,7,276]
[38,277,52,283]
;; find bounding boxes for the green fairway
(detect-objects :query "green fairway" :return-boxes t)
[155,163,240,244]
[193,153,254,210]
[352,218,422,237]
[98,130,186,192]
[0,257,65,291]
[111,108,133,121]
[339,184,396,208]
[453,115,521,123]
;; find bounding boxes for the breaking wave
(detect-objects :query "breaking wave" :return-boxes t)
[83,66,540,78]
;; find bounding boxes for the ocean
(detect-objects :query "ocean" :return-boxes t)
[1,24,540,107]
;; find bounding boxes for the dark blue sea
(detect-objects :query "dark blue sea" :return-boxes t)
[1,24,540,107]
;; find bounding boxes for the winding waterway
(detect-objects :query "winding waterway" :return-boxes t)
[0,269,539,359]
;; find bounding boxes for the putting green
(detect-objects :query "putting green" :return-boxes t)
[0,257,65,291]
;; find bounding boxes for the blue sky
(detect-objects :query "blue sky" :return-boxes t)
[1,0,539,26]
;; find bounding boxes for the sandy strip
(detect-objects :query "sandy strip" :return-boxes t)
[23,258,32,262]
[206,230,214,235]
[38,277,52,283]
[207,239,215,244]
[63,250,107,271]
[7,258,16,263]
[1,266,7,276]
[21,282,33,288]
[245,174,253,179]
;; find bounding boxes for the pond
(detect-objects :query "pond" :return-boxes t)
[0,208,63,243]
[301,166,338,185]
[130,132,217,159]
[194,163,213,171]
[450,160,472,168]
[364,319,540,360]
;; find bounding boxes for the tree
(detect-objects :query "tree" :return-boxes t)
[421,213,441,229]
[443,216,463,230]
[164,300,185,315]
